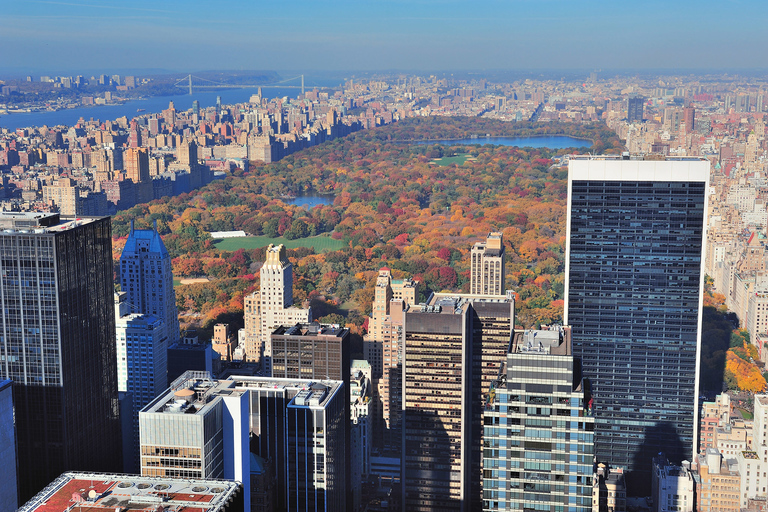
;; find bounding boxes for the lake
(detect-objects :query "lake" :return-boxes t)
[414,135,592,149]
[283,193,334,209]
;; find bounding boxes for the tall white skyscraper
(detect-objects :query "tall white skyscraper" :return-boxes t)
[115,292,168,473]
[119,220,180,344]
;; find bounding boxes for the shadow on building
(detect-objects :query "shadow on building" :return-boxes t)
[403,408,462,511]
[628,421,685,497]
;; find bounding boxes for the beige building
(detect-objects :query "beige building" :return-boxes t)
[211,323,236,361]
[592,464,626,512]
[242,245,311,373]
[470,232,505,295]
[696,448,741,512]
[364,268,417,436]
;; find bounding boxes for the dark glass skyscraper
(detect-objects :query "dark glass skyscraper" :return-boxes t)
[0,213,121,503]
[564,157,709,493]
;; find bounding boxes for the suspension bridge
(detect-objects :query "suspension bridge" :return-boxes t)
[173,74,307,95]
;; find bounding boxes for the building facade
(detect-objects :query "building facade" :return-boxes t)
[470,232,506,296]
[119,220,180,344]
[0,213,121,502]
[565,157,709,492]
[243,244,311,372]
[0,379,17,511]
[482,328,595,511]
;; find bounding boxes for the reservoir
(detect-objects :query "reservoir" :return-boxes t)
[283,193,335,209]
[414,135,592,149]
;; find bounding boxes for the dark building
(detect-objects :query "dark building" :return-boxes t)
[0,213,121,503]
[401,293,515,512]
[565,156,709,494]
[627,96,644,123]
[270,322,350,382]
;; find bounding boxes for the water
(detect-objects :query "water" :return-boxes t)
[414,135,592,149]
[284,193,334,209]
[1,81,342,131]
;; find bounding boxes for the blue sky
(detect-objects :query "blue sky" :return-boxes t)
[1,0,765,74]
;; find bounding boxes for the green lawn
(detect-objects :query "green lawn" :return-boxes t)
[432,153,473,166]
[173,278,181,287]
[214,234,345,252]
[737,408,754,420]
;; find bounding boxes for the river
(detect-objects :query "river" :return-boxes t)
[0,83,341,131]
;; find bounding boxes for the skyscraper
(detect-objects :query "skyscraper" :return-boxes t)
[114,292,168,473]
[564,156,709,492]
[482,327,595,511]
[470,232,505,295]
[627,96,644,123]
[243,244,311,373]
[119,221,180,344]
[0,212,121,502]
[401,292,514,512]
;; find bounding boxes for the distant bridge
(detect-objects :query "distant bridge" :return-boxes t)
[173,74,306,95]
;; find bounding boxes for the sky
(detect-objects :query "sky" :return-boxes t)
[1,0,766,75]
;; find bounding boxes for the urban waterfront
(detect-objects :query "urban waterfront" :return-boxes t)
[0,83,340,131]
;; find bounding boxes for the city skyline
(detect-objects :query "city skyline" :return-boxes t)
[2,0,768,73]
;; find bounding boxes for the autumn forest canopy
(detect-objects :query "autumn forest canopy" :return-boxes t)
[111,116,763,393]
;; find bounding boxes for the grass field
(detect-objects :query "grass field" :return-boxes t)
[214,234,345,252]
[431,153,474,166]
[173,278,181,287]
[737,407,754,420]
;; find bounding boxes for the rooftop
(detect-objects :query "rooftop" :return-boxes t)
[0,212,102,233]
[19,472,240,512]
[272,322,348,338]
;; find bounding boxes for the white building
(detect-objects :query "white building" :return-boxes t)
[651,454,695,512]
[115,292,168,473]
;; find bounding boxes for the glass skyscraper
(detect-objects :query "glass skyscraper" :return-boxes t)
[0,213,121,503]
[564,156,709,492]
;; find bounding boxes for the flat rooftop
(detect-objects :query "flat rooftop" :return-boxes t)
[140,372,244,416]
[0,212,103,232]
[19,472,240,512]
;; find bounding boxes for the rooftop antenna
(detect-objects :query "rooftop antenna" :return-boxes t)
[130,219,134,235]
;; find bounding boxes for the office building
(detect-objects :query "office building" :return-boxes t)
[234,375,349,512]
[114,292,168,473]
[482,327,595,511]
[243,244,311,372]
[565,156,709,493]
[0,212,121,502]
[167,330,215,383]
[401,292,514,512]
[695,448,741,512]
[470,232,505,295]
[120,220,180,344]
[627,96,644,123]
[350,360,372,511]
[271,322,350,382]
[139,371,251,510]
[18,472,243,512]
[0,379,17,511]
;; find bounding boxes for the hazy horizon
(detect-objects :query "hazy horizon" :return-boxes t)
[3,0,767,75]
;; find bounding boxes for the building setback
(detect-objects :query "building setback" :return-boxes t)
[119,220,180,345]
[565,156,709,493]
[482,327,595,511]
[0,212,121,502]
